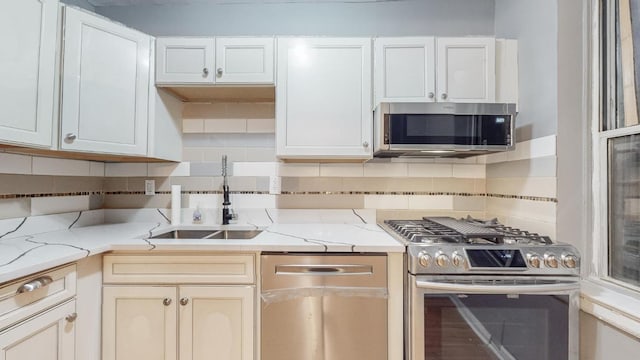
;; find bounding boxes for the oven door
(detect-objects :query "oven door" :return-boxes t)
[408,275,580,360]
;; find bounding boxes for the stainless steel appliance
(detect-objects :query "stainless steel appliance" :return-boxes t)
[373,102,516,158]
[380,217,580,360]
[261,253,388,360]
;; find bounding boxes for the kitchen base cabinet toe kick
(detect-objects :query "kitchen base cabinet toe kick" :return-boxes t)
[101,253,255,360]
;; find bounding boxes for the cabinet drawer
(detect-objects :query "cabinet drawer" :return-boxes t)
[103,255,255,284]
[0,264,77,331]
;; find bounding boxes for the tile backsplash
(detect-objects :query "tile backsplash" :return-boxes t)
[0,101,557,238]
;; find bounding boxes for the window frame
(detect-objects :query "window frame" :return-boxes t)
[583,0,640,337]
[594,0,640,293]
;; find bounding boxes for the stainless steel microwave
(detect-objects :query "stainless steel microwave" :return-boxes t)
[373,102,516,158]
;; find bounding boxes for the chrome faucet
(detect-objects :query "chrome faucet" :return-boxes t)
[221,155,236,225]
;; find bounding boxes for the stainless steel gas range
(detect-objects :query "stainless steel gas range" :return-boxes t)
[381,217,580,360]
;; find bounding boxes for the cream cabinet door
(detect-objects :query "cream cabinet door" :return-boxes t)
[436,37,496,103]
[374,37,435,104]
[215,37,274,84]
[276,37,372,159]
[0,300,75,360]
[102,286,177,360]
[60,7,150,156]
[0,0,57,147]
[179,286,254,360]
[156,37,215,84]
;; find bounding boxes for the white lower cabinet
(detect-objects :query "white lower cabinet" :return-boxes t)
[102,286,177,360]
[102,254,255,360]
[103,285,254,360]
[0,300,76,360]
[179,286,254,360]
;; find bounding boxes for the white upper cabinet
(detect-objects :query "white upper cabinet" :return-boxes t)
[0,0,58,147]
[215,37,274,84]
[60,7,150,156]
[156,37,274,85]
[436,37,496,103]
[276,37,372,159]
[156,37,215,84]
[374,37,435,103]
[375,37,498,105]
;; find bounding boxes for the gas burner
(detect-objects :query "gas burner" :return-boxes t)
[385,217,553,246]
[382,216,580,276]
[462,215,500,227]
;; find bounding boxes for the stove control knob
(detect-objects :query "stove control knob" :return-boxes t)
[418,252,432,267]
[452,252,465,267]
[562,254,578,268]
[435,252,450,267]
[528,254,541,268]
[544,253,559,268]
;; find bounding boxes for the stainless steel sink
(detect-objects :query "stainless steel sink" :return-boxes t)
[206,230,263,240]
[150,229,262,240]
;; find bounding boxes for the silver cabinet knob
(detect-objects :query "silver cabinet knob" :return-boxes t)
[203,68,209,76]
[65,312,78,323]
[180,297,189,306]
[217,68,223,76]
[428,92,435,99]
[441,93,448,100]
[65,133,77,142]
[362,141,369,148]
[163,298,172,306]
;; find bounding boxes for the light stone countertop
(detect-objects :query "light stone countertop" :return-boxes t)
[0,209,405,284]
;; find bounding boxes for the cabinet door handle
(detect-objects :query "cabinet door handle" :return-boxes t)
[428,92,435,99]
[441,93,448,100]
[65,313,78,323]
[362,141,369,148]
[65,133,77,142]
[16,276,53,294]
[180,297,189,306]
[203,68,209,76]
[163,298,172,306]
[217,68,223,76]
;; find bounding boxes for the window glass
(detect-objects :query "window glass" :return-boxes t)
[609,135,640,287]
[602,0,640,289]
[605,0,640,130]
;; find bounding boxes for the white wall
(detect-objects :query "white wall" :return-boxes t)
[581,312,640,359]
[494,0,558,141]
[94,0,495,36]
[62,0,95,11]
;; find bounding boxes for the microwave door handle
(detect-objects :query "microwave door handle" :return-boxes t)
[415,280,579,294]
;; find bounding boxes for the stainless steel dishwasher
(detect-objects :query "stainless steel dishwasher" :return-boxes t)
[261,253,388,360]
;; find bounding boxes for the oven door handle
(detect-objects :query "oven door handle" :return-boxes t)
[415,280,579,294]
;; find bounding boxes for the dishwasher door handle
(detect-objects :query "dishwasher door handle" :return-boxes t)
[275,264,373,275]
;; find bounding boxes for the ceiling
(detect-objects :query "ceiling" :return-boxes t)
[88,0,404,6]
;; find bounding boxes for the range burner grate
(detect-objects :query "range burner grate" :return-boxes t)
[384,217,553,245]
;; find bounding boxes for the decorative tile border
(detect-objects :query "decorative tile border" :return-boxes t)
[486,193,558,203]
[0,192,103,199]
[0,191,558,203]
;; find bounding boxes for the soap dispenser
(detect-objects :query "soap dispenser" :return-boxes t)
[192,204,203,224]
